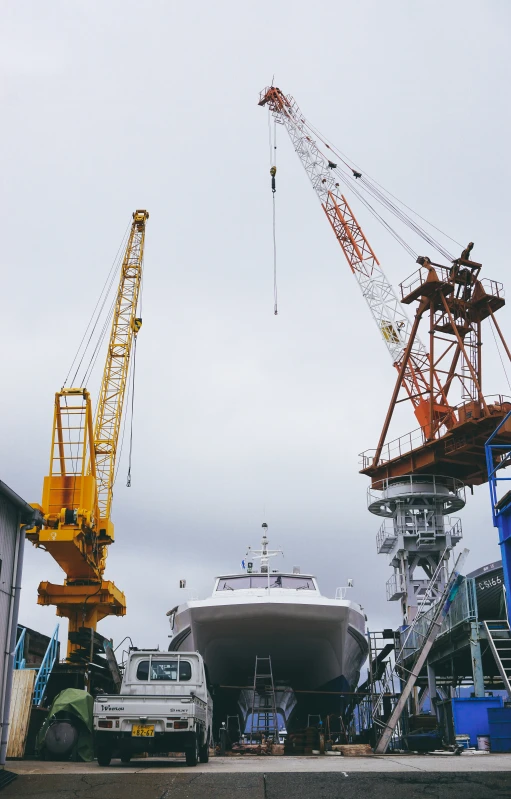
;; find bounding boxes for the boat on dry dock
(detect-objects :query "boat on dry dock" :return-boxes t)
[167,526,368,731]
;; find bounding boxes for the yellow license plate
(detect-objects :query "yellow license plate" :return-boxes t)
[131,724,155,737]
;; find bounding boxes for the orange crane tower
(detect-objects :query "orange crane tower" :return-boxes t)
[259,86,511,488]
[260,86,511,621]
[28,210,148,659]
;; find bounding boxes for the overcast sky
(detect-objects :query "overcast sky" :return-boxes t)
[2,1,511,657]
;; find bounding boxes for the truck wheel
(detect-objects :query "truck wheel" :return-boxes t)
[185,733,199,767]
[199,739,209,763]
[97,746,112,767]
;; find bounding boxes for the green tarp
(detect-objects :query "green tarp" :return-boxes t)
[36,688,94,761]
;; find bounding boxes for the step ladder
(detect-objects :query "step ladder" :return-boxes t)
[249,656,279,742]
[483,620,511,699]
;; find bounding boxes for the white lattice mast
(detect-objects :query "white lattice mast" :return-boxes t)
[259,86,435,416]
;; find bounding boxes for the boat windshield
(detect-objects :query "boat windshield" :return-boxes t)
[216,575,315,591]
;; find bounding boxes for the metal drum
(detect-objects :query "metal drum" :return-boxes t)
[44,720,78,758]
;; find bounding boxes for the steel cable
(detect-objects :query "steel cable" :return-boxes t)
[64,223,130,387]
[301,116,461,259]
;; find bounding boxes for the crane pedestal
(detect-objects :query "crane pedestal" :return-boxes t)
[368,475,466,624]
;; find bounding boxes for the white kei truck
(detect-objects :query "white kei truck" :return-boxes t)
[93,650,213,766]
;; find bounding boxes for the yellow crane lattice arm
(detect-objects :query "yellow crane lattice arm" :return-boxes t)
[93,209,148,536]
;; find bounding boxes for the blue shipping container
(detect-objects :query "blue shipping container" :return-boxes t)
[452,697,503,747]
[488,707,511,753]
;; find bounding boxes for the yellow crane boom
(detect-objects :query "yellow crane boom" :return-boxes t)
[28,210,148,657]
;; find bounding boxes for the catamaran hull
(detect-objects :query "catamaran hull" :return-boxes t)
[169,597,367,729]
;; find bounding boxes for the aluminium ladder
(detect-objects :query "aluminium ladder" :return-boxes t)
[249,656,279,742]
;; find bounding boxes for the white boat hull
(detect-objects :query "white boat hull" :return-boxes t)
[170,594,368,717]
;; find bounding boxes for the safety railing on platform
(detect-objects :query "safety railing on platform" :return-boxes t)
[376,517,462,555]
[400,577,477,660]
[360,396,511,470]
[398,265,504,302]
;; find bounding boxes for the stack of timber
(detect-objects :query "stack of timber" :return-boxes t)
[331,743,373,756]
[6,670,36,758]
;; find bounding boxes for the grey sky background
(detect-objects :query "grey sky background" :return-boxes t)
[2,1,511,654]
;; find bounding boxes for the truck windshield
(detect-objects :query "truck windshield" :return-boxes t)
[136,660,192,681]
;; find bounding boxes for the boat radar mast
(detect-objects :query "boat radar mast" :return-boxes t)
[246,523,283,574]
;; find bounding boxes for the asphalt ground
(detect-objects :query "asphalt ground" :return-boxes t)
[4,755,511,798]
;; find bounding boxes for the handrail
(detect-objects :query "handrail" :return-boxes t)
[361,395,511,469]
[14,627,26,670]
[483,620,511,699]
[32,624,59,706]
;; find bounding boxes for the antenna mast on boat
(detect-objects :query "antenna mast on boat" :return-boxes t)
[246,523,283,573]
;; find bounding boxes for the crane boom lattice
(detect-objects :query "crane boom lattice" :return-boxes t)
[28,210,149,659]
[259,87,511,485]
[94,210,147,533]
[259,87,433,411]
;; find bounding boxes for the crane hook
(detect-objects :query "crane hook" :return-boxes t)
[270,165,277,193]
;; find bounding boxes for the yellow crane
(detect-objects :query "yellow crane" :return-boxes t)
[28,210,148,659]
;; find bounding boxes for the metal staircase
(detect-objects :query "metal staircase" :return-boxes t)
[33,625,60,706]
[483,620,511,699]
[249,656,279,742]
[374,548,469,754]
[14,624,60,706]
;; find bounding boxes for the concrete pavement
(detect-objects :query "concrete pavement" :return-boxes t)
[8,752,511,773]
[4,755,511,798]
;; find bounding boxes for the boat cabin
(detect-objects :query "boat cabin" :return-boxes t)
[214,573,318,592]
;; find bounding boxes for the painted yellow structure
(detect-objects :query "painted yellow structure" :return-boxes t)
[28,210,148,656]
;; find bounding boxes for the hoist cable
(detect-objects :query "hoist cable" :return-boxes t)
[64,223,130,387]
[331,160,452,260]
[288,120,423,260]
[490,318,511,394]
[355,177,454,260]
[301,116,461,258]
[268,108,273,165]
[332,167,418,260]
[273,193,278,314]
[126,336,137,487]
[269,111,278,315]
[303,117,462,248]
[80,293,117,387]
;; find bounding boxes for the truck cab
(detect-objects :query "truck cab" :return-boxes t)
[93,650,212,766]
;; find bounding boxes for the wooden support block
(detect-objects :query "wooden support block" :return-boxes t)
[332,743,373,756]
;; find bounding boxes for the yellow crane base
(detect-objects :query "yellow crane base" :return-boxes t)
[37,580,126,657]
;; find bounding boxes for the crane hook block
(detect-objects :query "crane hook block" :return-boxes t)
[132,317,142,334]
[270,165,277,193]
